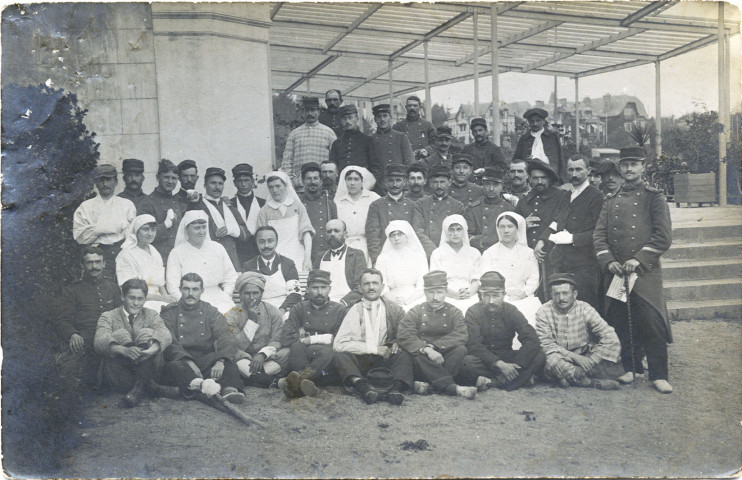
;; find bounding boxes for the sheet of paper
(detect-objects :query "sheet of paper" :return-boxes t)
[243,319,259,342]
[606,273,638,303]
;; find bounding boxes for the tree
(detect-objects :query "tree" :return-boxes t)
[661,110,720,173]
[273,93,302,166]
[431,103,450,127]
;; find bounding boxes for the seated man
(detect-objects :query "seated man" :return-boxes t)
[57,247,121,389]
[461,272,545,391]
[279,270,345,398]
[160,273,245,404]
[535,273,621,389]
[94,279,172,407]
[397,271,477,399]
[224,272,289,388]
[242,226,302,316]
[313,219,365,306]
[333,268,413,405]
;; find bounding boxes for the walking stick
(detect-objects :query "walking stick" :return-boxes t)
[624,273,637,389]
[539,259,549,302]
[213,393,267,428]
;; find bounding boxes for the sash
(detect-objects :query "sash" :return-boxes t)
[235,195,260,236]
[203,196,240,237]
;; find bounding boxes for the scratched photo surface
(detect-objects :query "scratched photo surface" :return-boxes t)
[2,2,741,478]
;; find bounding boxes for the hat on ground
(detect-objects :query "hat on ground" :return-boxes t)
[526,159,560,184]
[429,164,451,179]
[235,271,266,293]
[178,159,197,172]
[302,97,320,109]
[372,104,391,115]
[470,117,487,130]
[548,272,577,287]
[452,154,474,167]
[385,163,406,178]
[307,269,332,285]
[481,167,505,183]
[366,367,395,392]
[204,167,226,181]
[523,108,549,120]
[619,146,647,163]
[479,271,506,292]
[435,126,454,139]
[122,158,144,173]
[339,104,358,116]
[232,163,254,178]
[423,270,448,289]
[301,162,321,177]
[94,164,117,178]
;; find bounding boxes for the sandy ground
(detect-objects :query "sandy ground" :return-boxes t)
[59,320,741,479]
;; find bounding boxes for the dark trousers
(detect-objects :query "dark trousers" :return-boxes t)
[606,293,668,381]
[165,358,242,393]
[288,342,338,385]
[460,350,546,391]
[335,351,413,390]
[100,352,163,393]
[412,344,467,391]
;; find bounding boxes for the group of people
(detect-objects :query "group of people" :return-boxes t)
[59,91,674,410]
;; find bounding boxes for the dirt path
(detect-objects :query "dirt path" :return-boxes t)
[60,321,741,478]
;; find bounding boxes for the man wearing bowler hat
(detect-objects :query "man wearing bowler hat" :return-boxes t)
[329,104,382,186]
[118,158,147,209]
[461,271,545,391]
[449,153,484,208]
[393,95,436,156]
[594,146,673,394]
[462,117,507,175]
[230,163,265,265]
[422,126,456,170]
[513,107,565,183]
[468,167,515,252]
[282,96,337,191]
[372,103,414,170]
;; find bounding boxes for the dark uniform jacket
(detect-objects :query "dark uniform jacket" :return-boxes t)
[365,194,417,264]
[160,300,239,371]
[464,302,541,370]
[242,254,302,312]
[373,128,414,168]
[393,118,436,152]
[422,149,452,170]
[462,141,508,173]
[319,108,343,138]
[412,194,467,258]
[118,190,147,210]
[187,197,248,270]
[593,182,673,341]
[224,301,284,360]
[58,275,122,346]
[398,302,468,353]
[512,129,566,183]
[467,196,515,251]
[230,192,266,265]
[330,129,382,185]
[514,186,570,249]
[549,184,604,269]
[450,181,485,208]
[138,186,186,262]
[313,245,366,306]
[281,299,346,347]
[300,191,338,264]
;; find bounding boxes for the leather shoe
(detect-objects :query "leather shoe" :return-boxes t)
[652,379,673,394]
[299,379,320,397]
[617,372,644,384]
[222,387,245,404]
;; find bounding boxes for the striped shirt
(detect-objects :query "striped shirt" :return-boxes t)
[281,122,336,187]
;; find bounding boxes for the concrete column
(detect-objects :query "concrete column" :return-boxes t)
[574,77,580,149]
[473,12,479,109]
[718,1,727,206]
[424,41,432,122]
[655,60,662,158]
[490,5,500,146]
[554,76,558,124]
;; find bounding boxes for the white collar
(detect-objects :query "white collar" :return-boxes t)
[571,179,590,197]
[387,192,403,201]
[530,128,545,137]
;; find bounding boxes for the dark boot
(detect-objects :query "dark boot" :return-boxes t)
[381,380,404,405]
[284,371,303,398]
[354,379,378,404]
[123,380,145,407]
[149,380,181,399]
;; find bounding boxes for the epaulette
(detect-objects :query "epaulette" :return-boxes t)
[470,198,483,208]
[644,184,661,193]
[160,302,179,312]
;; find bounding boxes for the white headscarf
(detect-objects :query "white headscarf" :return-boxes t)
[122,214,157,250]
[174,210,211,247]
[265,171,301,216]
[381,220,427,268]
[335,166,376,202]
[439,214,471,248]
[495,211,528,246]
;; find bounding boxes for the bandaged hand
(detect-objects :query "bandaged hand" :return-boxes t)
[310,334,333,345]
[201,378,221,397]
[186,190,200,202]
[188,378,204,391]
[548,231,574,245]
[164,209,176,228]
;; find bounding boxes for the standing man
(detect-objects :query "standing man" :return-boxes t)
[397,271,477,399]
[300,162,338,263]
[507,159,531,201]
[468,167,514,252]
[118,158,147,209]
[365,164,417,265]
[512,108,565,183]
[73,164,136,280]
[594,146,673,394]
[319,88,344,137]
[333,268,413,405]
[588,158,604,190]
[597,160,623,198]
[175,159,201,207]
[412,165,467,259]
[280,270,346,398]
[406,164,428,201]
[329,104,381,186]
[547,155,604,310]
[422,126,455,170]
[449,154,484,208]
[320,160,339,200]
[393,95,436,158]
[372,103,414,172]
[281,97,337,191]
[462,117,508,176]
[138,159,184,263]
[230,163,266,265]
[314,219,366,306]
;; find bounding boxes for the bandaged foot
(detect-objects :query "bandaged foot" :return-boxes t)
[188,378,204,391]
[201,378,221,397]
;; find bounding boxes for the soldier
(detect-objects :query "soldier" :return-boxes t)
[372,103,414,171]
[594,146,673,394]
[406,164,428,201]
[507,159,531,201]
[588,158,603,190]
[449,153,484,208]
[329,104,382,188]
[365,164,417,265]
[174,159,201,208]
[468,167,515,252]
[422,126,455,170]
[597,160,623,198]
[462,117,507,176]
[320,160,339,200]
[318,88,344,137]
[392,95,436,157]
[230,163,266,265]
[118,158,147,209]
[512,108,565,183]
[138,159,185,263]
[299,162,338,263]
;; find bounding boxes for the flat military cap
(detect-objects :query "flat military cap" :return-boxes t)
[435,125,454,139]
[302,97,320,108]
[406,95,422,104]
[339,104,358,116]
[204,167,226,180]
[307,269,332,285]
[423,270,448,289]
[470,117,487,129]
[452,153,474,167]
[588,158,603,171]
[385,163,406,178]
[481,166,505,183]
[619,146,647,162]
[178,159,197,172]
[429,164,451,179]
[526,159,560,184]
[372,104,391,115]
[94,164,117,178]
[479,271,506,292]
[523,107,549,120]
[548,272,577,287]
[232,163,254,178]
[596,160,621,177]
[301,161,321,177]
[122,158,144,173]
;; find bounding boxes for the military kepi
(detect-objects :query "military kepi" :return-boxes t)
[178,159,197,172]
[385,163,406,178]
[435,125,454,138]
[479,271,506,292]
[470,117,487,129]
[204,167,226,180]
[122,158,144,173]
[232,163,254,178]
[94,164,117,178]
[301,161,321,177]
[339,104,358,115]
[481,166,505,183]
[372,104,391,115]
[619,146,646,162]
[548,272,577,287]
[307,269,332,285]
[429,164,451,179]
[423,270,448,288]
[452,154,474,167]
[302,97,320,108]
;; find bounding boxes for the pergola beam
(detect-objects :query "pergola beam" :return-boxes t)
[283,55,339,93]
[322,4,382,54]
[620,1,674,26]
[577,59,652,77]
[343,62,408,96]
[455,20,563,66]
[658,34,718,61]
[272,70,421,86]
[390,12,473,60]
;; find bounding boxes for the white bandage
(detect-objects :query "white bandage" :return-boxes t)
[201,378,221,397]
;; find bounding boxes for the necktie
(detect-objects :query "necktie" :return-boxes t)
[128,314,136,327]
[265,260,271,272]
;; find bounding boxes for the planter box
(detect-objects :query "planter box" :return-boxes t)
[673,173,716,207]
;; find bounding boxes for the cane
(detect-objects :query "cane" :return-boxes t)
[624,272,637,389]
[214,393,267,428]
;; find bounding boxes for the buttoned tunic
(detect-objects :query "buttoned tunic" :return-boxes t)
[319,108,343,138]
[281,300,346,347]
[412,194,467,257]
[422,149,451,170]
[397,302,468,353]
[58,275,122,345]
[300,191,338,262]
[393,118,436,152]
[450,181,485,208]
[365,194,417,264]
[373,128,414,168]
[462,141,508,173]
[138,187,185,262]
[467,196,514,251]
[330,130,382,183]
[118,189,147,210]
[514,186,569,249]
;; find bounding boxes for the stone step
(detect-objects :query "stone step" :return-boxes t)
[662,258,742,281]
[663,278,742,302]
[663,240,742,261]
[672,224,742,243]
[667,298,742,321]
